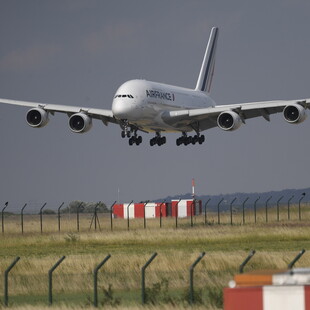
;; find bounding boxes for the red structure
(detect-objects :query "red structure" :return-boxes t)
[113,200,202,219]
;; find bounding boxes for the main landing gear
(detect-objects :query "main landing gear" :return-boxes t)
[176,132,205,146]
[150,132,166,146]
[129,133,142,146]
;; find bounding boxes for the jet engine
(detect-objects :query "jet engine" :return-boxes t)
[217,111,242,131]
[283,103,307,124]
[69,113,92,133]
[26,108,49,128]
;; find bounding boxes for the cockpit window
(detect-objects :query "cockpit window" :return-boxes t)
[114,94,134,99]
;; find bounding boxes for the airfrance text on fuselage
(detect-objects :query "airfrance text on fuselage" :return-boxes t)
[146,90,175,101]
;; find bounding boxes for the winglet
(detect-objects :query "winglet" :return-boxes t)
[195,27,219,93]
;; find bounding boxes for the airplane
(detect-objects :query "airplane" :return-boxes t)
[0,27,309,147]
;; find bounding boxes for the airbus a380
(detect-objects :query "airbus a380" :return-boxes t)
[1,27,309,146]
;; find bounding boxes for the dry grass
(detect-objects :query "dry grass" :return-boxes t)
[5,305,219,310]
[1,209,310,308]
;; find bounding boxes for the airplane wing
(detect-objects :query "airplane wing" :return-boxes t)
[164,98,310,131]
[0,98,118,125]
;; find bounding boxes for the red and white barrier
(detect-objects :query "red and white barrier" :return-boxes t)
[224,268,310,310]
[113,200,202,219]
[171,200,202,218]
[113,202,168,219]
[224,285,310,310]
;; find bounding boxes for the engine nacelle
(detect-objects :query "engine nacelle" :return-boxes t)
[26,108,49,128]
[283,103,307,124]
[69,113,92,133]
[217,111,242,131]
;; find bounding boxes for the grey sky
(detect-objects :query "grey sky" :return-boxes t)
[0,0,310,210]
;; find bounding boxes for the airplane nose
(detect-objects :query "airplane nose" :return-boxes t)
[112,100,133,119]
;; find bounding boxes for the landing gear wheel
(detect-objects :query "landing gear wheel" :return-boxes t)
[198,135,205,144]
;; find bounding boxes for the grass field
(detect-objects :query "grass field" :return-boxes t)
[1,207,310,309]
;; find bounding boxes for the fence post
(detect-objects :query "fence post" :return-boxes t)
[288,195,294,220]
[2,202,8,234]
[230,198,237,226]
[277,196,284,222]
[175,199,181,229]
[141,252,158,304]
[189,252,205,305]
[159,200,166,228]
[190,199,195,227]
[4,256,20,306]
[143,200,150,229]
[127,200,134,231]
[93,254,111,307]
[299,193,306,221]
[48,256,66,305]
[217,198,224,225]
[76,202,83,232]
[265,196,272,223]
[288,249,306,269]
[94,202,100,231]
[39,203,47,234]
[254,197,260,224]
[57,202,64,232]
[110,201,117,231]
[239,250,256,273]
[20,203,27,234]
[204,198,211,225]
[242,197,249,224]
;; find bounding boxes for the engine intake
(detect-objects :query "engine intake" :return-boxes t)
[26,108,49,128]
[283,103,307,124]
[217,111,242,131]
[69,113,92,133]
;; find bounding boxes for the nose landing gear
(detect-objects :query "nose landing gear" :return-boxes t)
[120,121,142,146]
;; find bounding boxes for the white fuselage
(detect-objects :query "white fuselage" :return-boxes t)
[111,79,216,133]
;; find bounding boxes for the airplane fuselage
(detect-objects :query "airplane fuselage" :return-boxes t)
[112,79,216,133]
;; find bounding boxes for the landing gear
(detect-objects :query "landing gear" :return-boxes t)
[129,134,142,146]
[120,121,142,146]
[150,132,166,146]
[176,132,205,146]
[128,130,142,146]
